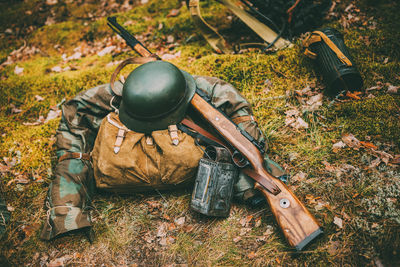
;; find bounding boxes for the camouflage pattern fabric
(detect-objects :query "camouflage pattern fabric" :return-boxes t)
[41,75,285,240]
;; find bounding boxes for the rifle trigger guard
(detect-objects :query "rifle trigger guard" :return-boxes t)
[232,150,249,168]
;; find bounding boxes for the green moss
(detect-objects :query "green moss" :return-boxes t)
[30,21,87,53]
[333,95,400,147]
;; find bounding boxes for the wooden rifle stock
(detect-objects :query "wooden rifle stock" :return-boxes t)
[190,94,322,250]
[107,18,322,250]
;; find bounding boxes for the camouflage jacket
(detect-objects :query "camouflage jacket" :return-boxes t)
[41,75,285,240]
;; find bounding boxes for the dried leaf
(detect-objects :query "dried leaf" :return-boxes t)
[233,236,241,243]
[14,65,24,75]
[359,141,377,150]
[161,50,181,60]
[34,95,45,102]
[44,109,61,123]
[387,84,399,94]
[332,141,346,153]
[291,171,307,183]
[174,216,185,226]
[346,91,361,100]
[0,163,10,173]
[144,233,155,243]
[294,117,309,129]
[391,155,400,165]
[366,85,383,92]
[328,241,340,255]
[159,238,167,246]
[342,134,361,150]
[167,9,180,17]
[46,0,58,5]
[333,216,343,229]
[285,108,300,117]
[166,35,175,44]
[51,66,62,72]
[48,257,67,267]
[10,104,23,114]
[371,149,393,165]
[368,158,381,168]
[322,161,336,172]
[315,200,329,211]
[156,223,167,237]
[97,46,115,57]
[306,93,323,110]
[7,205,15,212]
[263,226,274,236]
[295,85,312,96]
[3,156,17,167]
[239,227,251,236]
[247,251,257,259]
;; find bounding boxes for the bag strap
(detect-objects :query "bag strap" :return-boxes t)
[231,115,256,125]
[59,152,91,162]
[187,0,232,54]
[110,57,158,95]
[187,0,291,53]
[219,0,291,50]
[303,31,353,66]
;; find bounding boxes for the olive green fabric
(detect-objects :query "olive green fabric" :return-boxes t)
[41,75,285,240]
[119,61,196,133]
[92,112,204,192]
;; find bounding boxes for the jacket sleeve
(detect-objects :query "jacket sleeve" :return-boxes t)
[41,82,122,240]
[193,76,285,199]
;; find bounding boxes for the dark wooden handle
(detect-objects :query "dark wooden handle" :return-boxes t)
[190,93,322,250]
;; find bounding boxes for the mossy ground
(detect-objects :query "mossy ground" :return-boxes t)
[0,0,399,266]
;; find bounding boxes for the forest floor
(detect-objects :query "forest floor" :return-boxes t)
[0,0,399,266]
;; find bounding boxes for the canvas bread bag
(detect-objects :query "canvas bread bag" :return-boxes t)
[91,112,204,193]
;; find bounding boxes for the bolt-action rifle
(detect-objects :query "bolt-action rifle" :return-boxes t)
[107,16,322,250]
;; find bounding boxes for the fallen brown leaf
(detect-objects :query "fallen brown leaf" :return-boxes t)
[368,157,381,168]
[0,163,10,173]
[360,141,377,150]
[322,161,336,172]
[233,236,241,243]
[167,8,180,17]
[174,216,185,226]
[247,251,257,259]
[391,155,400,165]
[291,171,307,183]
[333,216,343,229]
[332,141,346,153]
[342,133,361,150]
[346,91,361,100]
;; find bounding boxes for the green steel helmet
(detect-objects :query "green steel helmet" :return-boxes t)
[118,61,196,133]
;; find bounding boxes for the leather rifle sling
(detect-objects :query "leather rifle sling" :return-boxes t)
[181,118,279,194]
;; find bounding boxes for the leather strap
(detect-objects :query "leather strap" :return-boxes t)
[114,128,126,154]
[58,152,91,162]
[242,168,281,195]
[303,31,353,66]
[187,0,232,54]
[110,57,158,95]
[181,118,226,147]
[286,0,302,23]
[168,125,180,146]
[181,118,280,195]
[231,115,255,125]
[219,0,291,50]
